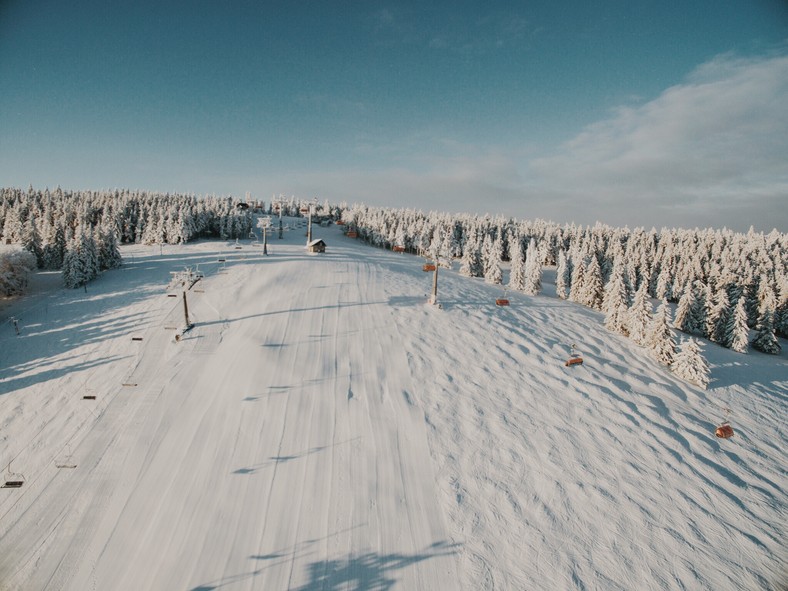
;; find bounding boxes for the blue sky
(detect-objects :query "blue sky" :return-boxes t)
[1,1,787,231]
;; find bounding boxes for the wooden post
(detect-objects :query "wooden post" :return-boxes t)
[182,291,191,328]
[278,219,283,239]
[307,205,313,244]
[263,226,268,255]
[430,262,439,305]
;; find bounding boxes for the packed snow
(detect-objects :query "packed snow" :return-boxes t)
[0,220,785,590]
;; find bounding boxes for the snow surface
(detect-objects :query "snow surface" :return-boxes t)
[0,220,786,590]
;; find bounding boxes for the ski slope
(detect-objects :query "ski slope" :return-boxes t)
[0,220,786,590]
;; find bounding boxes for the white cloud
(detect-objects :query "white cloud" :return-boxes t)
[248,52,788,232]
[527,51,788,230]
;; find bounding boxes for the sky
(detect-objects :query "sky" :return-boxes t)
[1,1,787,232]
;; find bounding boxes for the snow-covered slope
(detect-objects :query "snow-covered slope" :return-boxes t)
[0,221,785,590]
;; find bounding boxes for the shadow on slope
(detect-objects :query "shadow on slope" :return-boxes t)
[189,541,458,591]
[0,240,277,394]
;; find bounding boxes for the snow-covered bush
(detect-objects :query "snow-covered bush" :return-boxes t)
[0,247,36,296]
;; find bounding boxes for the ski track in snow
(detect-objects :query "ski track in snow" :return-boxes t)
[0,224,786,590]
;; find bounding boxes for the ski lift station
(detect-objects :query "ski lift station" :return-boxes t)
[306,238,326,253]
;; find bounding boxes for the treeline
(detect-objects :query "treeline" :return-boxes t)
[0,186,257,288]
[341,205,787,358]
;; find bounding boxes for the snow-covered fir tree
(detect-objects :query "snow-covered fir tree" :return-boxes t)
[647,299,676,365]
[568,255,586,303]
[628,283,652,346]
[555,249,569,299]
[775,273,788,339]
[20,218,43,268]
[751,287,782,355]
[603,257,630,336]
[673,284,696,334]
[690,280,709,338]
[582,256,603,310]
[97,223,123,271]
[459,231,482,278]
[725,295,749,354]
[508,237,526,292]
[482,234,503,285]
[62,235,88,289]
[707,288,731,346]
[522,238,542,296]
[672,337,710,389]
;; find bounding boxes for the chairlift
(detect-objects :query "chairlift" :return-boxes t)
[565,343,583,367]
[55,446,77,469]
[2,462,25,488]
[715,407,734,438]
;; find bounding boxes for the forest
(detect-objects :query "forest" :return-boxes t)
[339,204,786,361]
[1,187,785,366]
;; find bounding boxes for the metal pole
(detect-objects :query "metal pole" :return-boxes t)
[430,262,439,305]
[182,291,191,328]
[307,205,313,244]
[263,226,268,255]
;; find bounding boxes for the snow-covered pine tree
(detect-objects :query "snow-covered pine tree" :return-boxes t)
[673,283,696,334]
[393,223,406,251]
[20,218,43,268]
[42,222,67,270]
[690,280,709,337]
[459,231,479,277]
[654,265,673,301]
[523,238,542,295]
[83,227,101,280]
[776,273,788,339]
[508,237,526,292]
[62,235,87,289]
[751,287,782,354]
[97,223,123,270]
[583,255,603,310]
[427,227,443,262]
[439,227,455,266]
[482,234,503,285]
[647,299,676,365]
[725,295,749,353]
[707,288,731,345]
[555,249,569,299]
[628,283,652,346]
[603,257,630,335]
[568,255,586,303]
[672,337,710,389]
